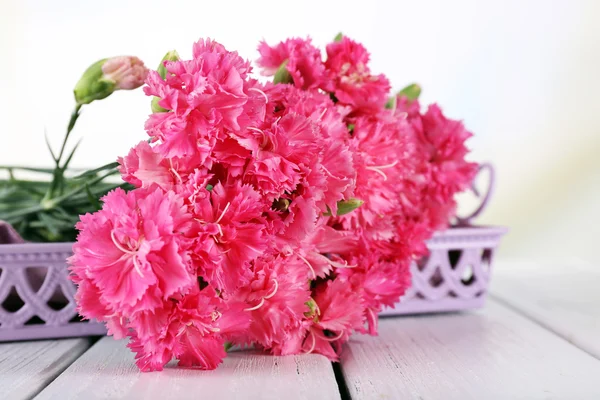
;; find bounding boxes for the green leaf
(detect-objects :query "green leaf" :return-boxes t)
[0,166,56,174]
[73,162,120,179]
[334,32,344,42]
[44,130,58,163]
[37,212,61,237]
[84,184,102,210]
[273,60,293,84]
[51,170,116,207]
[61,138,83,170]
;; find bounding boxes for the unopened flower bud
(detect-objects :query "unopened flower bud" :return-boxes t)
[336,198,364,216]
[74,56,148,105]
[386,83,422,109]
[157,50,180,80]
[323,198,364,216]
[397,83,421,101]
[151,96,168,113]
[273,60,293,84]
[101,56,148,90]
[151,50,180,113]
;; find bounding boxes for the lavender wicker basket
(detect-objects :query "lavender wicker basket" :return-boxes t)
[381,225,507,316]
[0,165,504,341]
[0,242,106,341]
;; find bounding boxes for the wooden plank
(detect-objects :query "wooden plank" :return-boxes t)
[34,336,341,400]
[338,300,600,399]
[0,338,91,400]
[491,259,600,359]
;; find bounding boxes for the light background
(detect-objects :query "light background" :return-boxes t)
[1,0,599,263]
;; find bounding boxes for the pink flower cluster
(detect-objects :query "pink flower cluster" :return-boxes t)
[70,36,477,371]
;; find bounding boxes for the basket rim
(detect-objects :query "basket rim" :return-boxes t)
[0,225,509,253]
[0,242,74,254]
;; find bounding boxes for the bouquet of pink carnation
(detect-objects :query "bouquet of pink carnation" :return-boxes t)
[69,35,477,371]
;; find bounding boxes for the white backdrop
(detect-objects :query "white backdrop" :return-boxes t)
[1,0,599,262]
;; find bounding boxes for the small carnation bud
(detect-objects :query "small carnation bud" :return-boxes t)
[323,198,364,216]
[397,83,421,101]
[151,96,168,113]
[101,56,148,90]
[386,83,421,109]
[151,50,180,113]
[157,50,180,80]
[273,60,293,84]
[74,56,148,105]
[336,198,364,216]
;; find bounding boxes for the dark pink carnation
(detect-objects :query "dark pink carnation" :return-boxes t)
[257,38,329,90]
[189,182,268,293]
[70,187,194,316]
[324,37,390,114]
[71,35,479,372]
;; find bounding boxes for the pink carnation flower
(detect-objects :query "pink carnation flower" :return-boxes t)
[339,114,413,232]
[70,187,194,316]
[299,278,364,361]
[337,252,411,335]
[144,38,266,160]
[238,255,311,348]
[127,287,250,371]
[324,37,390,114]
[71,35,479,372]
[189,182,268,293]
[257,38,329,90]
[396,100,478,230]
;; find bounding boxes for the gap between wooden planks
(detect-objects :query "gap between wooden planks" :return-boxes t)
[337,299,600,400]
[5,260,599,400]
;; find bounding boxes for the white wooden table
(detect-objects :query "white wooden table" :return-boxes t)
[1,260,599,400]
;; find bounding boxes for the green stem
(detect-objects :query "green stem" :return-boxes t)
[2,171,113,221]
[45,104,82,199]
[48,171,114,207]
[56,104,82,166]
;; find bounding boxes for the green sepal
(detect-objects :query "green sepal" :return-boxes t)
[157,50,180,80]
[397,83,421,102]
[273,60,293,84]
[151,96,169,113]
[323,198,364,216]
[73,59,116,105]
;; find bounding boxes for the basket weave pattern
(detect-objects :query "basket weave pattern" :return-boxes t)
[0,243,105,340]
[381,226,507,315]
[0,226,506,341]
